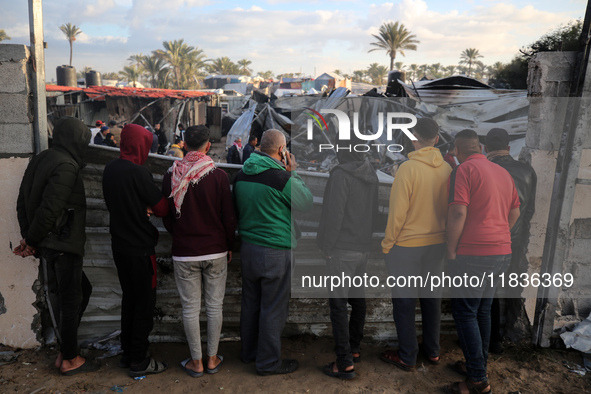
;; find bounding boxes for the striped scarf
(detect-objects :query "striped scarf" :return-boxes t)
[168,151,215,217]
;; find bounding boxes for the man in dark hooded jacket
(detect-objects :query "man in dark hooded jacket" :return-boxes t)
[15,117,94,376]
[102,124,170,377]
[317,146,379,380]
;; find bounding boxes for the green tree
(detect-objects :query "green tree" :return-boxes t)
[153,39,205,89]
[333,69,342,76]
[352,69,366,83]
[459,48,483,77]
[408,64,418,80]
[0,29,11,42]
[368,21,419,71]
[394,62,405,71]
[521,19,582,57]
[258,70,274,80]
[102,72,120,81]
[237,59,253,76]
[142,55,168,88]
[445,65,457,77]
[367,63,389,85]
[59,23,82,67]
[76,66,92,80]
[208,57,240,75]
[119,65,142,87]
[430,63,442,78]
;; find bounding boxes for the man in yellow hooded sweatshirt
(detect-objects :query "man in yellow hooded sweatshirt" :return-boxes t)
[380,117,452,371]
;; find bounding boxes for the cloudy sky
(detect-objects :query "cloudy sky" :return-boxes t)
[3,0,586,81]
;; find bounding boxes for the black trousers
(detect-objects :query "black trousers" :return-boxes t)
[41,248,92,360]
[327,249,368,370]
[113,252,157,363]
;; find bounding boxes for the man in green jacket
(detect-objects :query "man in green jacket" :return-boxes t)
[15,117,95,375]
[234,129,313,376]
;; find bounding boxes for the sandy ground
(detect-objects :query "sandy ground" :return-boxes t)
[1,335,590,394]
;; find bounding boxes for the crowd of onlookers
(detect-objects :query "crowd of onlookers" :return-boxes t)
[15,116,536,394]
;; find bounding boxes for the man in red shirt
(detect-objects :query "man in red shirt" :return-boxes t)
[444,129,520,394]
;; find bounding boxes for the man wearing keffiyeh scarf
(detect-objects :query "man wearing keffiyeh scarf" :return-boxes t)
[162,125,236,377]
[169,150,215,217]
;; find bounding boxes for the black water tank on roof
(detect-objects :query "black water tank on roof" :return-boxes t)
[56,65,77,87]
[386,70,407,96]
[85,70,101,87]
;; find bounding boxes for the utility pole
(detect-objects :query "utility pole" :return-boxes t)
[28,0,48,153]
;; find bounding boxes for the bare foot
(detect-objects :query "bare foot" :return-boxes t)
[54,352,63,369]
[186,359,204,374]
[331,361,354,373]
[207,355,222,370]
[60,355,85,374]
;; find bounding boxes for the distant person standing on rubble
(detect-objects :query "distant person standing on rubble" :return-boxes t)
[242,136,258,163]
[109,120,122,144]
[155,123,168,155]
[226,137,243,164]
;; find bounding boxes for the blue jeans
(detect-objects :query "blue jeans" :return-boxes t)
[385,244,445,366]
[240,241,292,373]
[449,254,510,382]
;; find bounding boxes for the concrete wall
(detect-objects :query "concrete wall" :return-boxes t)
[0,44,39,348]
[523,52,591,333]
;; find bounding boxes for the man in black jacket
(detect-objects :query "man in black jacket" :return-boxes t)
[103,124,170,377]
[485,128,537,353]
[15,117,94,375]
[317,147,379,380]
[242,135,257,163]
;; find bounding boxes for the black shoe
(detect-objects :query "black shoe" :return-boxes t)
[257,359,299,376]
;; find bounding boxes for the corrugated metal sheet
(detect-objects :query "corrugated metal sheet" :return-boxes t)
[79,146,455,343]
[46,85,215,101]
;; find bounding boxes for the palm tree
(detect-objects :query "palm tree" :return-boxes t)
[367,63,389,85]
[119,65,142,87]
[368,21,420,71]
[59,23,82,67]
[208,57,240,75]
[459,48,483,77]
[141,55,167,88]
[408,64,418,80]
[154,39,199,89]
[0,30,11,42]
[445,65,457,77]
[419,64,429,78]
[237,59,253,76]
[430,63,442,78]
[258,70,274,80]
[102,72,120,81]
[352,70,366,83]
[76,66,92,80]
[333,69,343,76]
[394,62,405,71]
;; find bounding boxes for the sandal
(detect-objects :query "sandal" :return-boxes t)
[180,358,204,378]
[205,355,224,374]
[419,344,440,365]
[128,358,168,378]
[443,379,492,394]
[380,350,415,372]
[353,353,361,363]
[61,360,101,376]
[322,362,356,380]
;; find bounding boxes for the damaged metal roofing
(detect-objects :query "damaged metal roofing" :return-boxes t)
[45,84,215,100]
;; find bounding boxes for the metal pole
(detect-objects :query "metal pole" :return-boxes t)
[28,0,48,153]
